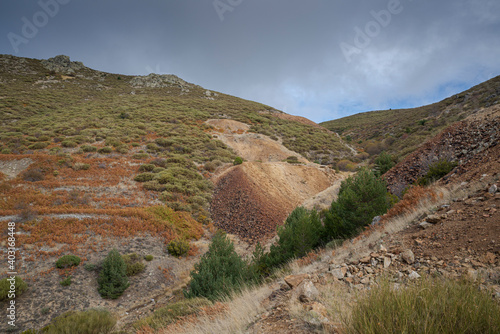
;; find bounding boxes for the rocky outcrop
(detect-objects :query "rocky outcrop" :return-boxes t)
[130,73,194,89]
[41,55,85,75]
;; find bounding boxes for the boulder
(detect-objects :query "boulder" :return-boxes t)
[284,274,309,289]
[401,249,415,264]
[294,280,319,303]
[408,271,421,280]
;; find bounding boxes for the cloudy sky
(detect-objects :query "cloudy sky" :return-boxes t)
[1,0,499,122]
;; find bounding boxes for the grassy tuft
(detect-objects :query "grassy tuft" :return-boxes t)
[346,276,500,334]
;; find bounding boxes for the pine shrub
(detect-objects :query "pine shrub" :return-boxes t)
[373,151,394,176]
[184,231,253,301]
[98,249,129,299]
[266,207,323,269]
[324,168,390,240]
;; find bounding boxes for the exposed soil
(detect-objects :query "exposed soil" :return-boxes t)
[207,119,343,243]
[211,162,338,243]
[206,119,309,163]
[0,158,33,179]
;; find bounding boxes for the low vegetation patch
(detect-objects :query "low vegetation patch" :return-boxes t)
[0,276,28,301]
[55,254,81,269]
[122,253,146,276]
[167,239,190,257]
[133,297,212,330]
[417,158,457,186]
[39,308,116,334]
[346,276,500,334]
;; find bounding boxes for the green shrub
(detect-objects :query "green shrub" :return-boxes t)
[0,276,28,301]
[346,276,500,334]
[61,140,77,148]
[42,309,116,334]
[84,263,96,271]
[97,147,112,154]
[28,142,48,150]
[81,145,97,152]
[152,167,165,173]
[285,156,299,164]
[117,146,128,154]
[184,231,254,301]
[324,168,390,240]
[122,253,146,276]
[72,163,90,171]
[56,255,81,269]
[98,249,129,299]
[142,180,167,191]
[417,159,458,186]
[373,151,394,177]
[60,276,72,287]
[265,207,323,270]
[132,153,149,159]
[233,157,243,165]
[134,173,154,182]
[133,298,211,330]
[204,161,217,172]
[139,164,156,172]
[167,239,190,257]
[144,255,154,261]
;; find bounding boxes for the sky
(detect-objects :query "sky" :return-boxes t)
[1,0,499,123]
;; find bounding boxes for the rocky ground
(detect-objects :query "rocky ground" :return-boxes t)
[245,182,499,333]
[385,106,499,196]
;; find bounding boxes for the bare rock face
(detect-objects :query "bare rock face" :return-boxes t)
[130,73,194,90]
[41,55,85,74]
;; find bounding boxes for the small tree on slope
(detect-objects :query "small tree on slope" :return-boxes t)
[98,248,130,299]
[185,231,252,301]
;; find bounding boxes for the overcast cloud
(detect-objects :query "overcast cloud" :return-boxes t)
[1,0,499,122]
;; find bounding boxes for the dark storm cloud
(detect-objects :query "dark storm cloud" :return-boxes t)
[1,0,499,122]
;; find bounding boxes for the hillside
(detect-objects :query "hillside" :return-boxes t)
[133,105,499,334]
[0,54,351,332]
[321,75,500,160]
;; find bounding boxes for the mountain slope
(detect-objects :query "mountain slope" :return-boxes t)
[321,75,500,160]
[0,54,351,332]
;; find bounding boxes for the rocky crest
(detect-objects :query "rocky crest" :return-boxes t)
[41,55,85,75]
[130,73,194,89]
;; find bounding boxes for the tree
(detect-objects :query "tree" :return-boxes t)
[184,231,252,301]
[98,249,129,299]
[266,207,324,269]
[374,151,394,177]
[324,168,390,239]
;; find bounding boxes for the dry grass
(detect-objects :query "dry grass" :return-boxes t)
[147,285,273,334]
